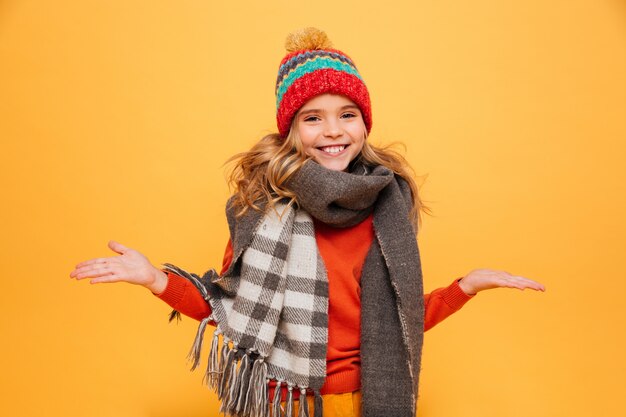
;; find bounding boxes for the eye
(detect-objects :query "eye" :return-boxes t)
[341,112,357,119]
[304,115,320,122]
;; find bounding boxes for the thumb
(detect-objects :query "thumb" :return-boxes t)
[108,240,129,255]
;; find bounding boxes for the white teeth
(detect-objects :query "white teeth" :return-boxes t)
[320,145,346,154]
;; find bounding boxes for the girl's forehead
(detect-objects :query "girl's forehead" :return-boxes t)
[300,93,358,110]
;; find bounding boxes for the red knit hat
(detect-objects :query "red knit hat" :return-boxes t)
[275,28,372,138]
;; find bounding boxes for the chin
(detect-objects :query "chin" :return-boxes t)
[316,159,350,172]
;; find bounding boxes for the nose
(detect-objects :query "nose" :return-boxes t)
[323,118,343,139]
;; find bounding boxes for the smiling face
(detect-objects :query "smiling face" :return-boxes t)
[294,94,367,172]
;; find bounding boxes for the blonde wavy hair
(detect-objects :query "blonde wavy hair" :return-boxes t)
[226,121,432,232]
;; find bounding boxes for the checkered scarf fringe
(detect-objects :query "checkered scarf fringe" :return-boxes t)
[162,203,328,417]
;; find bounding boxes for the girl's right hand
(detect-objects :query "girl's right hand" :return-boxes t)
[69,240,168,294]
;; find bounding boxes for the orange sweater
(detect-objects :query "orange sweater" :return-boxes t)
[157,213,474,397]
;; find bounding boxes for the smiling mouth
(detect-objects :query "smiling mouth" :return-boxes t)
[318,145,348,155]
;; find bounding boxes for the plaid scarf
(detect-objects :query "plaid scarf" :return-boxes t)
[162,160,424,417]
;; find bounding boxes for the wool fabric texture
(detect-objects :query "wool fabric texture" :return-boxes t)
[162,160,424,417]
[275,28,372,138]
[213,203,329,389]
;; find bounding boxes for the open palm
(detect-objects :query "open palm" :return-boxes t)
[458,268,546,295]
[70,240,161,288]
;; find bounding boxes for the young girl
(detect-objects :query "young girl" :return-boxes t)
[70,28,545,417]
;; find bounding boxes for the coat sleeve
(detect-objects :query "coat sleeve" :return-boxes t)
[424,277,475,331]
[155,239,234,322]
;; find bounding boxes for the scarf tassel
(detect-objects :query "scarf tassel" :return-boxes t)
[245,358,268,417]
[218,342,234,400]
[235,351,253,414]
[272,380,283,417]
[218,347,238,414]
[284,384,294,417]
[224,350,242,413]
[187,316,210,371]
[168,309,181,323]
[297,387,309,417]
[313,390,323,417]
[203,329,221,389]
[219,337,230,374]
[262,377,270,417]
[242,356,259,417]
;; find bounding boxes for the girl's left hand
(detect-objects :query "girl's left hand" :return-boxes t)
[458,268,546,295]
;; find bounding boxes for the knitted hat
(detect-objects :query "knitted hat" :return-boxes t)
[275,27,372,138]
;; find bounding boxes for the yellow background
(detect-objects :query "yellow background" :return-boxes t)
[1,1,625,416]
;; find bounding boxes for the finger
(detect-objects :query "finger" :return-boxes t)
[72,266,114,280]
[499,272,545,290]
[108,240,129,255]
[71,260,115,277]
[499,277,526,290]
[519,282,546,291]
[71,263,107,278]
[74,257,110,269]
[89,274,122,284]
[505,275,546,292]
[510,275,546,291]
[487,274,528,290]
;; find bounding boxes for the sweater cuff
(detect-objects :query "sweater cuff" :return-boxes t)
[154,271,188,307]
[441,277,476,309]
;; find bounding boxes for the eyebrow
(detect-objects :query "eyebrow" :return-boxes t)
[298,104,360,116]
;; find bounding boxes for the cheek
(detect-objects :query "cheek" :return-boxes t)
[347,121,367,138]
[350,133,366,159]
[297,127,318,152]
[351,141,365,159]
[348,126,367,147]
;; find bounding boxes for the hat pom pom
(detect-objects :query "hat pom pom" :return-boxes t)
[285,27,333,52]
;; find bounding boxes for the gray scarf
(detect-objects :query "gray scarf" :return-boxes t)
[163,160,425,417]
